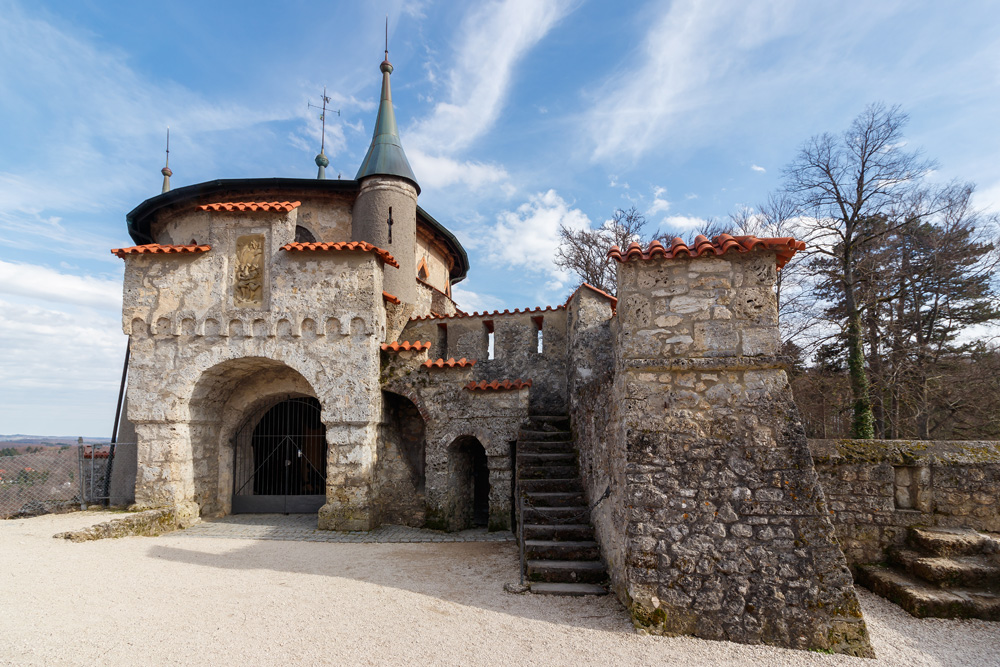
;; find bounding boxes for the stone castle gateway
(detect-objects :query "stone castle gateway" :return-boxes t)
[111,55,889,655]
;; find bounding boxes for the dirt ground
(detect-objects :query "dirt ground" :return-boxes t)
[1,511,998,666]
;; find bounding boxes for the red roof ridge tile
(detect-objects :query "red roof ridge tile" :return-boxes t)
[111,243,211,258]
[199,201,301,213]
[381,341,432,352]
[422,357,477,369]
[410,304,565,322]
[607,235,805,270]
[382,291,401,304]
[463,379,533,392]
[281,241,400,268]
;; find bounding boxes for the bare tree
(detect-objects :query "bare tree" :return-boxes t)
[555,206,650,295]
[782,102,938,438]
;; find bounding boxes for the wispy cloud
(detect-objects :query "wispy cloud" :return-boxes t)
[408,0,575,154]
[751,164,766,173]
[647,186,670,215]
[0,260,122,310]
[583,0,797,162]
[407,149,511,192]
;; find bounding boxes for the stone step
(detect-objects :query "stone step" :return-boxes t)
[518,452,577,466]
[891,549,1000,590]
[909,526,998,558]
[530,582,607,596]
[523,505,590,524]
[523,491,586,508]
[525,539,600,560]
[522,523,595,541]
[517,440,577,453]
[524,415,571,428]
[518,429,573,442]
[519,465,578,480]
[857,564,1000,621]
[526,559,607,584]
[518,478,582,493]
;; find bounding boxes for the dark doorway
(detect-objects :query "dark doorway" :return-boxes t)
[378,392,427,526]
[450,436,490,529]
[232,396,326,513]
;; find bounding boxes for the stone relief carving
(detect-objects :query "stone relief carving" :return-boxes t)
[234,234,264,307]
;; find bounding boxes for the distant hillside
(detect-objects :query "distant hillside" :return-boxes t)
[0,435,111,446]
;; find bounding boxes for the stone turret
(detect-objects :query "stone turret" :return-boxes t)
[353,57,419,304]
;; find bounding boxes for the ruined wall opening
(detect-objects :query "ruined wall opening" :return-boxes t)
[377,391,427,527]
[449,436,490,529]
[231,396,326,514]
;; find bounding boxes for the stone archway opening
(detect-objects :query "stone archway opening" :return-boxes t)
[449,436,490,530]
[376,391,427,527]
[231,395,326,514]
[186,357,323,517]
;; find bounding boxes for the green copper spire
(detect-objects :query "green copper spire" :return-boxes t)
[355,58,419,193]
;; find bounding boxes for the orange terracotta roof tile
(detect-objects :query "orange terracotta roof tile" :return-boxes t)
[199,201,301,213]
[608,234,806,270]
[281,241,400,268]
[382,291,401,304]
[411,304,564,322]
[381,341,432,352]
[565,283,618,311]
[464,379,533,392]
[422,357,477,369]
[111,243,210,258]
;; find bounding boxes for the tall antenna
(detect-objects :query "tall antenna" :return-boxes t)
[160,127,172,194]
[308,88,339,179]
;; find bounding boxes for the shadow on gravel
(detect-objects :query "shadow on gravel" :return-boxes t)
[145,522,628,633]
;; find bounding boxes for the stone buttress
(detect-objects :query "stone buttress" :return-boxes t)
[606,237,874,656]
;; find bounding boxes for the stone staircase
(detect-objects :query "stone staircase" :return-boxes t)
[857,526,1000,620]
[515,415,607,596]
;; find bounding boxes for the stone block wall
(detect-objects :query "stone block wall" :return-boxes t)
[586,249,873,656]
[809,439,1000,566]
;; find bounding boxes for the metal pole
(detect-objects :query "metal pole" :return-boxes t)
[78,440,86,511]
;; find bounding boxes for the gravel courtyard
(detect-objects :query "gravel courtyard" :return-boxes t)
[1,511,997,666]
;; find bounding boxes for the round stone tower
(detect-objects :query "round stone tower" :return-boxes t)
[353,57,419,304]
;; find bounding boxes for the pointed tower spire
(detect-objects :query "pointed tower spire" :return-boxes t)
[354,36,419,192]
[160,127,172,194]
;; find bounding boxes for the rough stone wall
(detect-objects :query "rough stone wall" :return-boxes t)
[608,252,873,656]
[352,176,418,303]
[123,206,386,530]
[381,350,527,531]
[375,392,427,526]
[565,288,629,598]
[403,309,568,414]
[809,438,1000,566]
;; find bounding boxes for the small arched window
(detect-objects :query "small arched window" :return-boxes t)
[294,225,316,243]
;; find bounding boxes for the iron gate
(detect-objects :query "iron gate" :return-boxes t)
[232,396,327,514]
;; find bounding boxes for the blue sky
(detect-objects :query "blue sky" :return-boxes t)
[2,0,1000,436]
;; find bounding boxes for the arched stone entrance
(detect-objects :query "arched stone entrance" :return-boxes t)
[231,395,326,513]
[375,391,426,526]
[448,436,490,530]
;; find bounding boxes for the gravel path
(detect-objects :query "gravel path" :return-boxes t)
[1,511,998,666]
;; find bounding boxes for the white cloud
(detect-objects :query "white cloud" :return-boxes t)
[647,186,670,215]
[751,164,766,173]
[409,0,575,154]
[407,149,511,192]
[661,215,710,231]
[488,190,590,291]
[0,260,122,310]
[451,286,505,314]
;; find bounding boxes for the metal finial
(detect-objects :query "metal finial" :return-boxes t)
[160,127,172,194]
[308,87,339,179]
[385,15,389,61]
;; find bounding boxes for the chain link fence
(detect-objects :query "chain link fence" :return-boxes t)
[0,443,136,519]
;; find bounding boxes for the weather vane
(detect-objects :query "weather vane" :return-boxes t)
[160,127,172,194]
[308,87,339,179]
[385,14,389,61]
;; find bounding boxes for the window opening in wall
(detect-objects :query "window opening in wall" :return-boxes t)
[417,258,429,282]
[532,315,544,354]
[437,323,448,358]
[484,320,495,360]
[294,225,316,243]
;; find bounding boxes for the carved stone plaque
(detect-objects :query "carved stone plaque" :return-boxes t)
[234,234,264,308]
